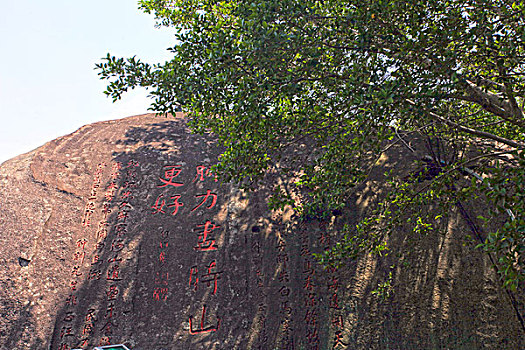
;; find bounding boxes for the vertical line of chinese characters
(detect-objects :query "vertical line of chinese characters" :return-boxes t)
[80,162,123,348]
[58,163,106,350]
[276,234,294,348]
[153,229,170,302]
[300,230,320,349]
[150,163,222,334]
[251,231,269,349]
[96,160,139,347]
[189,165,221,335]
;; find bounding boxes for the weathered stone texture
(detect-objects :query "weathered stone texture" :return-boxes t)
[0,113,523,350]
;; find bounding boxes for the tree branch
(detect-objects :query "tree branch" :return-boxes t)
[456,80,525,127]
[405,99,525,148]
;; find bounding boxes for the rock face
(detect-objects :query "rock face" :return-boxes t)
[0,113,523,350]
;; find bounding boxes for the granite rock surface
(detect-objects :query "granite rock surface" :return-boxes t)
[0,113,523,350]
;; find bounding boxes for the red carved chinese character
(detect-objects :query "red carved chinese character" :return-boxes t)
[107,255,122,263]
[91,255,100,265]
[332,330,348,348]
[155,271,169,285]
[332,314,344,329]
[152,287,168,301]
[159,251,166,263]
[167,195,184,215]
[111,238,124,252]
[189,266,199,291]
[100,320,116,336]
[305,292,317,307]
[99,336,111,346]
[119,201,132,209]
[328,275,339,289]
[158,165,184,187]
[115,223,128,237]
[57,343,71,350]
[85,308,97,323]
[73,251,85,264]
[277,253,289,264]
[71,265,82,277]
[112,161,122,171]
[201,260,222,295]
[65,294,77,306]
[76,238,87,250]
[70,280,77,291]
[193,165,218,182]
[276,239,286,252]
[307,327,319,344]
[194,221,220,251]
[280,301,292,315]
[78,338,89,348]
[117,209,129,222]
[189,304,221,334]
[88,268,101,280]
[88,188,98,200]
[304,309,317,326]
[104,182,118,201]
[278,270,290,283]
[122,180,137,189]
[151,194,166,214]
[329,293,340,309]
[107,264,122,281]
[105,302,115,319]
[82,322,94,335]
[60,326,73,339]
[279,286,291,297]
[303,260,313,273]
[63,312,75,322]
[96,221,109,241]
[304,274,315,291]
[83,203,95,223]
[106,285,119,301]
[120,190,133,200]
[318,231,330,246]
[192,190,217,212]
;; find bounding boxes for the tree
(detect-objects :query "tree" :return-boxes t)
[96,0,525,291]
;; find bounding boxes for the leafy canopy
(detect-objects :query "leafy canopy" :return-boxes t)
[96,0,525,290]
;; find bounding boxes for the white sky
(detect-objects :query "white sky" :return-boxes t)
[0,0,175,165]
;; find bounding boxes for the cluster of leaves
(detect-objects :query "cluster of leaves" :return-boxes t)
[96,0,525,289]
[479,151,525,290]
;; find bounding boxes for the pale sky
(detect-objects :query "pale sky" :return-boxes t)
[0,0,175,165]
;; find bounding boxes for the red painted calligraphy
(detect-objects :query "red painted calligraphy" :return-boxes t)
[201,260,221,295]
[193,165,217,182]
[151,194,166,214]
[106,264,122,281]
[152,229,169,302]
[152,287,168,301]
[167,195,184,215]
[189,305,221,334]
[158,165,184,187]
[106,285,119,301]
[192,190,217,212]
[189,266,199,291]
[194,221,220,251]
[81,163,105,227]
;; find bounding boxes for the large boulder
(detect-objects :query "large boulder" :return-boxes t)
[0,113,522,349]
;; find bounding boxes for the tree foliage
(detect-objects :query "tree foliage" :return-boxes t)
[96,0,525,290]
